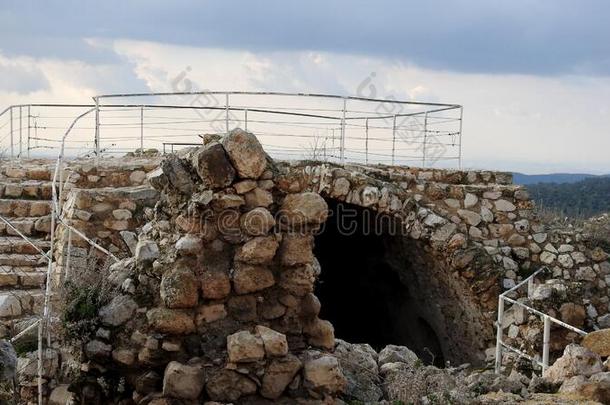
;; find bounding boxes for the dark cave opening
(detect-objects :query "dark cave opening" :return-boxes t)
[314,199,446,367]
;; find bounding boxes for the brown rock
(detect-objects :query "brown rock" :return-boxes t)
[196,304,227,325]
[279,192,328,229]
[146,308,195,335]
[255,325,288,357]
[304,318,335,350]
[303,352,347,395]
[201,270,231,299]
[240,207,276,236]
[279,264,316,296]
[227,330,265,363]
[261,354,302,399]
[206,369,257,402]
[544,344,603,384]
[245,188,274,208]
[235,235,279,264]
[560,303,586,329]
[233,263,275,294]
[191,142,236,188]
[583,329,610,357]
[161,267,199,308]
[222,128,267,179]
[279,233,313,266]
[227,295,258,321]
[162,361,205,399]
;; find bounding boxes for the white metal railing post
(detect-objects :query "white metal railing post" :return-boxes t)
[9,106,13,158]
[458,106,463,170]
[391,115,397,165]
[365,118,369,165]
[244,109,248,131]
[94,97,100,161]
[542,315,551,372]
[225,93,230,134]
[19,106,22,158]
[140,105,144,152]
[340,98,346,163]
[494,296,505,373]
[27,105,31,158]
[422,111,428,167]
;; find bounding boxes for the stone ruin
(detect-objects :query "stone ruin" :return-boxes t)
[1,129,610,404]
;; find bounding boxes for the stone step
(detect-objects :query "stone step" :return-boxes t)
[0,165,53,182]
[0,216,53,236]
[0,254,45,267]
[0,290,46,319]
[0,265,46,289]
[0,180,53,200]
[0,237,50,255]
[0,199,52,218]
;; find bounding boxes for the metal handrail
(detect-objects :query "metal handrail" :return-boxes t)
[494,267,588,374]
[0,91,464,168]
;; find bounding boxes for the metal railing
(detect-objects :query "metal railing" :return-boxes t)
[494,267,588,374]
[0,92,463,168]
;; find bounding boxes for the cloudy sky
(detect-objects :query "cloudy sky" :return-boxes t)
[1,1,609,173]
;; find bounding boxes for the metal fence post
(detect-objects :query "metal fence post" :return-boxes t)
[458,106,463,170]
[225,93,230,134]
[9,106,13,158]
[94,97,100,160]
[494,296,505,373]
[340,98,346,163]
[391,115,397,165]
[244,109,248,131]
[542,315,551,372]
[18,106,22,158]
[422,111,429,167]
[140,106,144,152]
[27,105,31,158]
[365,118,369,165]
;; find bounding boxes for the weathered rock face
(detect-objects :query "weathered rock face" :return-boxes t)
[544,344,603,384]
[222,128,267,179]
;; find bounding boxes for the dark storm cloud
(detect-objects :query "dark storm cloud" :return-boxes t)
[1,0,609,75]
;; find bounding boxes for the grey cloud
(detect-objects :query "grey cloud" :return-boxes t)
[1,0,610,75]
[0,63,49,94]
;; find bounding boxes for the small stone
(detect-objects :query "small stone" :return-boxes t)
[135,240,159,264]
[201,271,231,299]
[235,235,279,264]
[206,370,257,402]
[261,354,302,399]
[558,254,574,269]
[99,295,138,326]
[331,177,350,198]
[583,329,610,357]
[540,251,556,264]
[175,235,203,256]
[495,199,516,212]
[234,180,258,194]
[196,304,227,324]
[457,209,482,226]
[227,330,265,363]
[244,188,273,208]
[533,233,548,243]
[464,193,478,208]
[85,340,112,360]
[233,263,275,294]
[112,349,135,366]
[240,207,275,236]
[112,209,132,221]
[146,308,195,334]
[255,325,288,357]
[279,192,328,229]
[303,353,347,395]
[280,234,313,266]
[191,142,236,188]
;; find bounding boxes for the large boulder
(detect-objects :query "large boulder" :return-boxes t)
[162,361,205,400]
[334,339,383,402]
[222,128,267,179]
[559,372,610,403]
[191,142,236,188]
[582,329,610,357]
[543,344,603,384]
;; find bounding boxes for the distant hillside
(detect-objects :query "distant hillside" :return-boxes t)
[513,172,601,185]
[526,176,610,218]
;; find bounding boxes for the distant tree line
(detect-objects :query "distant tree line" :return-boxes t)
[527,177,610,218]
